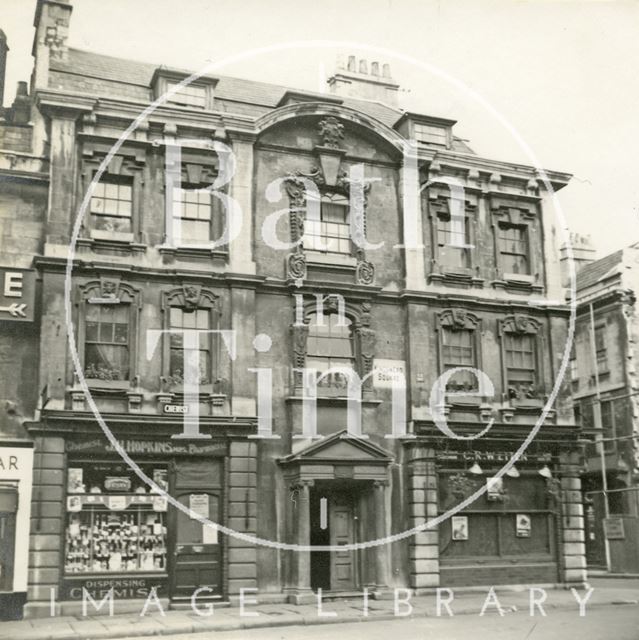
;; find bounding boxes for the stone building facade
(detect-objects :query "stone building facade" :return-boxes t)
[0,32,48,618]
[569,243,639,572]
[14,0,586,618]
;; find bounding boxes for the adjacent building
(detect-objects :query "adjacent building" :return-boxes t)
[569,242,639,572]
[6,0,588,618]
[0,30,48,618]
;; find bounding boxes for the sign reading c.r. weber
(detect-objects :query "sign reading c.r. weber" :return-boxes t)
[0,268,36,322]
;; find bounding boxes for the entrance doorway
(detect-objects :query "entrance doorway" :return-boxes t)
[169,460,222,602]
[310,484,359,592]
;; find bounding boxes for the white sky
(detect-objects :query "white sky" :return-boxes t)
[3,0,639,257]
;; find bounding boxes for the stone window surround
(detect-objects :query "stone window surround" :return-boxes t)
[159,285,222,395]
[435,309,483,404]
[74,278,142,392]
[159,145,229,263]
[79,142,146,248]
[290,298,376,397]
[498,314,545,406]
[426,189,481,285]
[489,194,543,293]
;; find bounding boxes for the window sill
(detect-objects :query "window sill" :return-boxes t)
[429,270,483,288]
[77,235,146,255]
[492,276,543,294]
[83,379,130,392]
[158,244,228,263]
[90,229,134,243]
[285,394,383,407]
[305,250,357,268]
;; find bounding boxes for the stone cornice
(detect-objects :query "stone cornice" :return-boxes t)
[36,90,96,118]
[428,149,572,190]
[33,255,572,318]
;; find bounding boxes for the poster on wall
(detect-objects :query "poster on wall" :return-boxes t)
[67,468,84,494]
[67,495,82,512]
[452,516,469,541]
[486,477,504,501]
[189,493,209,519]
[516,514,531,537]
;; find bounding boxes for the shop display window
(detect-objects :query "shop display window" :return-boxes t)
[65,463,168,574]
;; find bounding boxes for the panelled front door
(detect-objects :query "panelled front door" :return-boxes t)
[169,461,222,601]
[329,493,357,591]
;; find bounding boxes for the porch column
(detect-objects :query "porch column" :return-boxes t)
[374,480,388,589]
[292,480,313,597]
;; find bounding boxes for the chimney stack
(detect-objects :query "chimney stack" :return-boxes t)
[560,232,597,286]
[327,55,400,108]
[0,30,8,108]
[32,0,73,90]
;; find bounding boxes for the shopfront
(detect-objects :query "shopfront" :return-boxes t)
[437,466,560,586]
[406,432,586,590]
[61,437,226,604]
[0,439,34,620]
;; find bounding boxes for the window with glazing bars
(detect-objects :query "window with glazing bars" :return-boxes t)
[498,223,529,274]
[441,327,477,390]
[304,193,351,254]
[437,213,471,269]
[594,325,608,373]
[169,307,211,384]
[172,187,212,244]
[90,179,132,233]
[306,313,354,391]
[84,304,129,380]
[505,333,536,396]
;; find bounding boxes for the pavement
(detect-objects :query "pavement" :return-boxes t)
[2,580,638,640]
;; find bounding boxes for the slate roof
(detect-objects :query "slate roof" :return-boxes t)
[575,249,624,290]
[50,48,474,151]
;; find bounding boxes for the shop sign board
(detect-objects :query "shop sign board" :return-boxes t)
[604,517,625,540]
[66,437,227,457]
[60,576,167,601]
[0,268,36,322]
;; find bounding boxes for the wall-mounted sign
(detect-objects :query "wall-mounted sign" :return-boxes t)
[516,514,532,537]
[372,359,406,389]
[452,515,468,540]
[604,517,625,540]
[0,268,36,322]
[163,404,189,414]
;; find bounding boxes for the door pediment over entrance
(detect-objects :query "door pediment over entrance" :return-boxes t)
[279,430,392,482]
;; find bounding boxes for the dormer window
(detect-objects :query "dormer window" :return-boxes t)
[414,123,447,147]
[151,69,217,111]
[166,82,207,109]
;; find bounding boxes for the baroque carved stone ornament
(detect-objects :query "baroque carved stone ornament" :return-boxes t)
[318,117,345,149]
[182,284,202,311]
[287,247,307,282]
[100,277,120,299]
